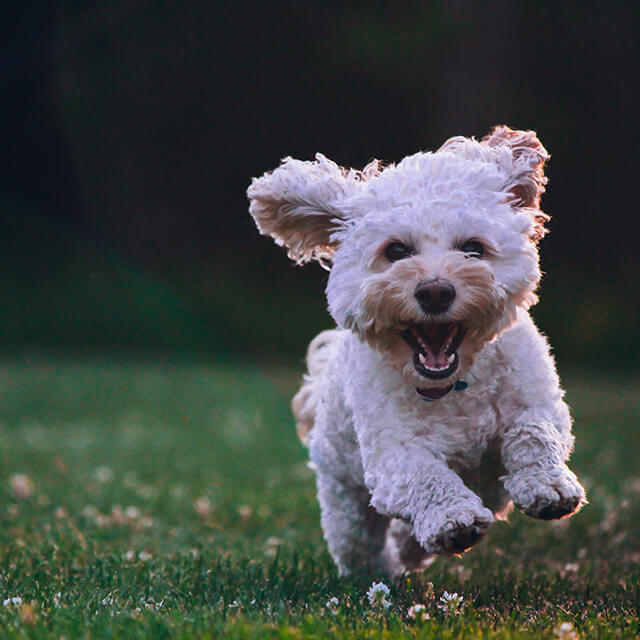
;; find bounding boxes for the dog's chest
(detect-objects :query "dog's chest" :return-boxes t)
[409,387,501,468]
[344,339,505,469]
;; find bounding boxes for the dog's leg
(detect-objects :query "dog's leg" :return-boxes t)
[494,315,586,519]
[501,421,586,519]
[315,469,389,576]
[362,448,494,557]
[379,519,434,581]
[408,464,494,555]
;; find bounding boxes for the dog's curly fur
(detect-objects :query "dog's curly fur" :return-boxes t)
[248,126,586,578]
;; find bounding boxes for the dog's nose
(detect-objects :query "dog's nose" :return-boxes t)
[415,280,456,314]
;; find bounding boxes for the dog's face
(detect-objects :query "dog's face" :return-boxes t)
[248,126,549,395]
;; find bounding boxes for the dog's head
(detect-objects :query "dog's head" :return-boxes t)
[248,126,549,395]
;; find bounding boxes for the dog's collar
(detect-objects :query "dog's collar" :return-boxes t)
[416,380,468,402]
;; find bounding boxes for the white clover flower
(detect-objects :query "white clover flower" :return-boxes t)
[138,551,152,562]
[407,603,430,621]
[264,536,281,557]
[437,591,464,616]
[9,473,33,499]
[54,506,68,520]
[366,582,391,610]
[3,596,22,607]
[141,597,165,611]
[101,596,113,607]
[194,496,212,518]
[94,466,114,483]
[81,505,99,521]
[124,506,141,520]
[124,550,136,562]
[554,621,579,639]
[53,592,62,608]
[237,505,252,520]
[325,596,339,613]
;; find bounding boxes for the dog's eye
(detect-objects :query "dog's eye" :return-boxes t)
[459,240,484,257]
[384,242,414,262]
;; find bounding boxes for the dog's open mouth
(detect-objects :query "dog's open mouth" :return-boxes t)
[400,322,467,381]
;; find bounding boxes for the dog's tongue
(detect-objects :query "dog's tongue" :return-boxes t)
[420,325,453,369]
[422,345,450,369]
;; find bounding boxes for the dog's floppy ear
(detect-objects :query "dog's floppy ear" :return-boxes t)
[481,125,549,210]
[248,153,371,264]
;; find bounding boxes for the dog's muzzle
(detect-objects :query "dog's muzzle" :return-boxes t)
[400,322,467,381]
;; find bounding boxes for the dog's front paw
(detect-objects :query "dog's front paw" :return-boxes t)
[504,465,586,520]
[418,504,494,555]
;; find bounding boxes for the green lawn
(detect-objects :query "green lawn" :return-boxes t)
[0,356,638,638]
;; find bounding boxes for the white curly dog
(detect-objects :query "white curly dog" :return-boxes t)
[248,126,586,578]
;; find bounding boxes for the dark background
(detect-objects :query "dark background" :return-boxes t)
[2,1,638,365]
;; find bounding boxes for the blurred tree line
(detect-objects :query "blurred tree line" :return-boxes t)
[1,0,638,365]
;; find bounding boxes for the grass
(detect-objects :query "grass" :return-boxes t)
[0,356,638,638]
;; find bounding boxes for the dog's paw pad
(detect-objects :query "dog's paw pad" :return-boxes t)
[432,517,491,555]
[506,465,586,521]
[525,494,583,520]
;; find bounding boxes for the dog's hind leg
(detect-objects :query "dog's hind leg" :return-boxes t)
[292,330,342,446]
[379,519,434,581]
[315,470,389,576]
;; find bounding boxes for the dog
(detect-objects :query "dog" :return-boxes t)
[247,126,586,578]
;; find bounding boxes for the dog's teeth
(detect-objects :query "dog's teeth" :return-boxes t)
[448,353,455,364]
[418,353,426,365]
